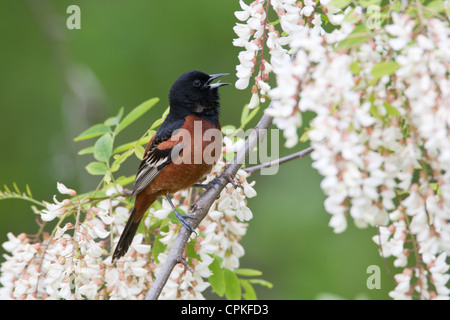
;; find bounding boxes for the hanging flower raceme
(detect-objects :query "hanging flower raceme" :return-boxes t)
[233,0,450,299]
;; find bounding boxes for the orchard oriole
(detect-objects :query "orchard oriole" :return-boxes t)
[112,70,229,261]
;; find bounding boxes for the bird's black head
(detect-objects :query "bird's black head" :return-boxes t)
[168,70,229,122]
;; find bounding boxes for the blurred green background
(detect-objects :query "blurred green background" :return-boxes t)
[0,0,394,299]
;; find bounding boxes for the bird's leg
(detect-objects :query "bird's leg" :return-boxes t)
[192,177,225,190]
[165,195,196,234]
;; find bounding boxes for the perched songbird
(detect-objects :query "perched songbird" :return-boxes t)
[112,70,229,262]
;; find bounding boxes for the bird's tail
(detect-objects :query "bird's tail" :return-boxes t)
[112,207,141,262]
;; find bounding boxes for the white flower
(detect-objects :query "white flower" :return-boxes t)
[385,12,414,50]
[159,227,176,245]
[97,199,120,211]
[301,0,315,17]
[92,224,110,239]
[57,182,76,196]
[41,196,65,221]
[208,210,223,221]
[96,209,114,225]
[234,0,251,21]
[105,184,123,196]
[233,23,253,42]
[243,181,257,198]
[54,224,71,239]
[311,14,325,36]
[248,92,260,109]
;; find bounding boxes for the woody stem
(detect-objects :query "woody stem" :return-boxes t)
[243,146,314,174]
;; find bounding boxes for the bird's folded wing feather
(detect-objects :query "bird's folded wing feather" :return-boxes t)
[130,137,184,199]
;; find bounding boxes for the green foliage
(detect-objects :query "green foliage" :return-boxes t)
[75,97,160,187]
[369,61,400,85]
[74,124,110,141]
[85,161,108,176]
[240,104,260,129]
[328,0,352,10]
[336,24,370,50]
[208,257,272,300]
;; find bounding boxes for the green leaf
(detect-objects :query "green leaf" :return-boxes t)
[241,105,260,128]
[371,61,400,78]
[109,162,120,173]
[117,98,159,133]
[240,280,257,300]
[74,124,110,141]
[248,278,273,289]
[350,61,362,75]
[112,141,136,155]
[104,107,124,126]
[369,61,400,85]
[336,25,369,50]
[85,162,108,175]
[221,125,236,136]
[369,103,382,121]
[134,144,145,160]
[150,117,166,130]
[186,242,201,261]
[115,175,136,187]
[13,182,20,194]
[26,184,33,198]
[111,148,135,172]
[430,182,442,196]
[300,127,311,143]
[358,0,382,8]
[152,241,165,264]
[161,106,170,118]
[103,171,112,184]
[384,102,400,117]
[208,258,225,297]
[337,35,369,50]
[78,146,95,155]
[425,0,447,16]
[240,104,250,127]
[3,184,12,195]
[94,133,113,162]
[113,135,152,155]
[224,269,241,300]
[234,268,263,277]
[328,0,352,10]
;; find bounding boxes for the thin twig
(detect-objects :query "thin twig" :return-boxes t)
[244,146,314,174]
[145,109,274,300]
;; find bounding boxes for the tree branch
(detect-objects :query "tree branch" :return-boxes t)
[145,110,274,300]
[243,146,314,174]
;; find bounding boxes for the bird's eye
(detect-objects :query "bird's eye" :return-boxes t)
[193,79,202,87]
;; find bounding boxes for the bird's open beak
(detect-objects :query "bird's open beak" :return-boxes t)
[206,73,230,89]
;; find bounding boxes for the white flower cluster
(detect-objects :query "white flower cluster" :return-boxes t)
[1,161,257,299]
[233,1,450,299]
[370,14,450,299]
[233,0,340,147]
[0,184,152,299]
[233,0,267,92]
[315,11,449,299]
[233,0,344,147]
